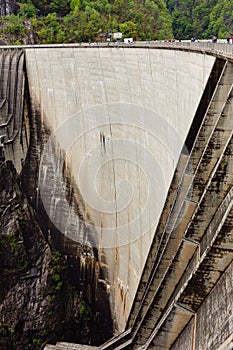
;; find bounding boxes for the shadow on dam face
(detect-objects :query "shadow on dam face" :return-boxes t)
[20,95,114,343]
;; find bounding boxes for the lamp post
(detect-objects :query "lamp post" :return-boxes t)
[108,29,112,41]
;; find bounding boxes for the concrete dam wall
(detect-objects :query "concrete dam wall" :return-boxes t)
[22,46,216,333]
[2,44,233,349]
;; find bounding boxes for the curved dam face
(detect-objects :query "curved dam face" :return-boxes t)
[25,46,215,332]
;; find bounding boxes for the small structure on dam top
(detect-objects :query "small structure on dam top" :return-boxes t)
[1,42,233,350]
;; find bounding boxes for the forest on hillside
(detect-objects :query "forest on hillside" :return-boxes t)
[0,0,233,45]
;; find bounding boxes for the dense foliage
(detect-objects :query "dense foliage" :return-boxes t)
[166,0,233,40]
[0,0,173,44]
[1,0,233,44]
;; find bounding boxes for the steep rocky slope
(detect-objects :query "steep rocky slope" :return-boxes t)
[0,0,18,16]
[0,157,110,349]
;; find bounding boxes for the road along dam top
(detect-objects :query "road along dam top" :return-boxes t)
[23,46,215,333]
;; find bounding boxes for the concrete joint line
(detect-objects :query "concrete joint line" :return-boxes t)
[0,113,13,128]
[0,97,6,108]
[182,237,199,246]
[174,302,195,314]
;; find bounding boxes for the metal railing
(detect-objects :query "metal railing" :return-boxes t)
[1,41,233,62]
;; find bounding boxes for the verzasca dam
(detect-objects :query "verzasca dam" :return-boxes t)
[1,42,233,350]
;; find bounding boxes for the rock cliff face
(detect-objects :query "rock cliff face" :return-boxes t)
[0,0,18,15]
[0,49,113,349]
[0,158,110,349]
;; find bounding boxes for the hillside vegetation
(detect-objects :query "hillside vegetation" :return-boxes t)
[166,0,233,40]
[0,0,173,44]
[0,0,233,45]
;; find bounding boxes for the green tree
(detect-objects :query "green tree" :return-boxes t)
[1,0,173,43]
[2,14,26,44]
[119,20,137,38]
[18,3,37,18]
[209,0,233,38]
[166,0,219,39]
[70,0,81,13]
[50,0,70,16]
[192,1,210,38]
[37,13,65,43]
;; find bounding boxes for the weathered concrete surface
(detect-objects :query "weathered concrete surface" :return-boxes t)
[24,46,215,333]
[171,259,233,350]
